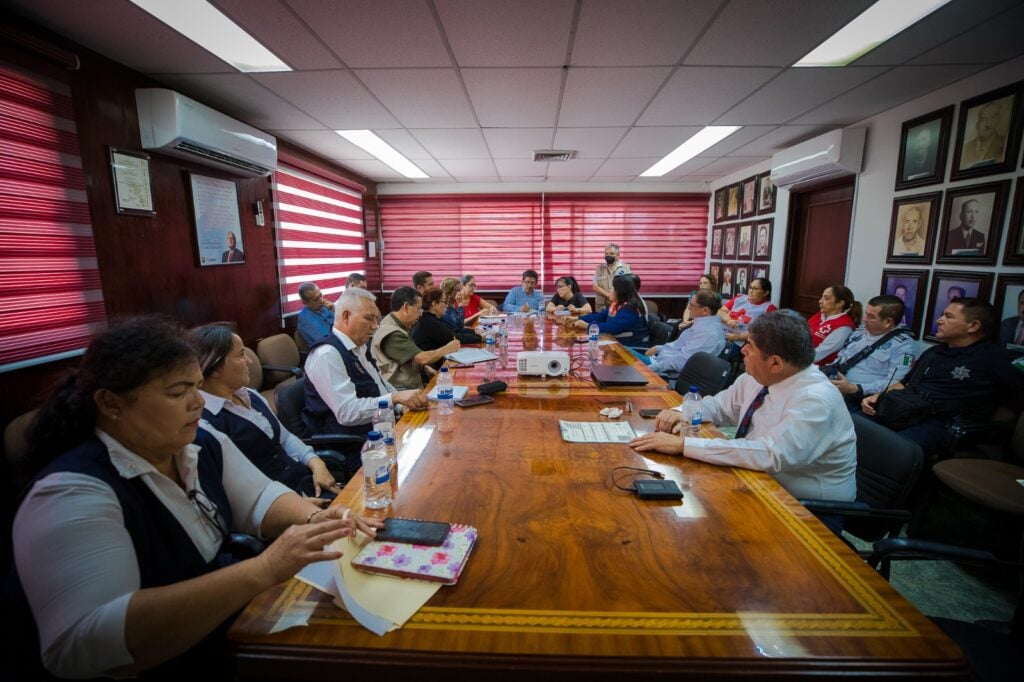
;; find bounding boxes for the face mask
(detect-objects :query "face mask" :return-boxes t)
[605,255,616,265]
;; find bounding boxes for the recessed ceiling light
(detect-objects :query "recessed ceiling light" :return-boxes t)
[640,126,741,177]
[795,0,951,67]
[129,0,291,72]
[335,131,429,179]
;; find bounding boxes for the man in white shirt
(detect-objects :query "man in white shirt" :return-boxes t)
[643,290,726,375]
[303,288,427,437]
[631,310,856,506]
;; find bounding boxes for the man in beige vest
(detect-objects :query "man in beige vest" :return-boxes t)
[371,286,459,390]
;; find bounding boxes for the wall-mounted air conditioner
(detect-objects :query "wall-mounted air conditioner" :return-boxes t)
[135,88,277,177]
[770,128,866,190]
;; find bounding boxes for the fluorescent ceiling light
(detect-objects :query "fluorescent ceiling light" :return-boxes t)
[129,0,290,72]
[336,131,429,179]
[795,0,951,67]
[640,126,741,177]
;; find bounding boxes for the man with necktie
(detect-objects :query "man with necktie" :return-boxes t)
[998,288,1024,349]
[630,310,856,505]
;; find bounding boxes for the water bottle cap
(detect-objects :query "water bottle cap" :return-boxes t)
[385,437,394,444]
[367,431,381,440]
[440,366,449,373]
[689,385,700,393]
[377,399,388,408]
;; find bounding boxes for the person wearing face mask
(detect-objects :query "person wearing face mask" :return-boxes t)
[593,243,630,312]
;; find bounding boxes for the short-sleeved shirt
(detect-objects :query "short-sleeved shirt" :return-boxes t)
[550,292,587,308]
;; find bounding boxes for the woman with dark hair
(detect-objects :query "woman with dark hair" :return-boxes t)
[190,323,343,499]
[809,285,862,365]
[413,288,459,369]
[546,276,591,314]
[719,277,777,342]
[574,275,649,346]
[11,317,377,679]
[454,274,495,320]
[439,277,482,344]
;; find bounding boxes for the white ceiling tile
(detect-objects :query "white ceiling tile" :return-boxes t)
[611,127,703,158]
[591,176,636,182]
[462,68,563,126]
[356,69,476,128]
[559,68,673,126]
[274,130,374,160]
[404,159,451,178]
[155,74,324,130]
[664,156,716,175]
[572,0,718,66]
[436,0,575,66]
[289,0,451,67]
[545,158,604,177]
[696,157,769,175]
[909,3,1024,66]
[726,126,828,157]
[719,67,886,125]
[439,159,497,176]
[494,159,548,176]
[482,129,555,158]
[253,71,399,129]
[685,0,875,67]
[593,158,662,176]
[701,126,778,156]
[376,130,433,160]
[552,128,629,157]
[211,0,343,70]
[638,67,780,125]
[411,129,490,159]
[334,158,405,180]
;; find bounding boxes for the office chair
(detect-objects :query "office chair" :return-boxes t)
[673,352,731,397]
[647,317,675,347]
[293,329,310,363]
[242,347,282,413]
[255,334,303,390]
[274,378,366,479]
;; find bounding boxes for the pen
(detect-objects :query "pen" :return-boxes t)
[626,400,633,414]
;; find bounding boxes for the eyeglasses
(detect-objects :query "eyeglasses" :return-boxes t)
[189,488,228,542]
[748,286,764,291]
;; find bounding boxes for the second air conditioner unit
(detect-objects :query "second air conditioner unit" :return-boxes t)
[770,128,866,190]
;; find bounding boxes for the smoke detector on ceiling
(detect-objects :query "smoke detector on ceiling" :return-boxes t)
[532,150,576,162]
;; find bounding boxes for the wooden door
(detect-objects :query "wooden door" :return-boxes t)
[781,178,854,316]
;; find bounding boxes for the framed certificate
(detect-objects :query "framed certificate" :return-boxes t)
[109,147,155,215]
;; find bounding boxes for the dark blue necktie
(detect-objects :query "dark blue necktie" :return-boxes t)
[735,386,769,438]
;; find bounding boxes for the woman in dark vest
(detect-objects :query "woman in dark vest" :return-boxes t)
[190,323,343,499]
[10,317,377,678]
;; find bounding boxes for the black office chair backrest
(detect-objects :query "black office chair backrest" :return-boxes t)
[674,352,731,397]
[648,319,675,347]
[276,377,311,439]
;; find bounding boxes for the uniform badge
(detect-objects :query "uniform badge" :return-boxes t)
[950,365,970,381]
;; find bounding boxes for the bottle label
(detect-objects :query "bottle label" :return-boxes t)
[373,464,390,485]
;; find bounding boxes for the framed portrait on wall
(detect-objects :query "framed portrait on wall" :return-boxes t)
[726,184,740,220]
[950,81,1023,181]
[935,180,1009,265]
[710,227,723,258]
[714,188,726,223]
[752,264,770,283]
[1003,177,1024,265]
[737,222,753,259]
[720,264,736,300]
[924,270,993,341]
[724,225,737,258]
[753,219,773,261]
[734,264,750,294]
[885,192,940,264]
[994,274,1024,351]
[189,173,245,267]
[709,262,721,289]
[740,175,758,218]
[880,269,930,339]
[757,171,776,214]
[894,106,952,190]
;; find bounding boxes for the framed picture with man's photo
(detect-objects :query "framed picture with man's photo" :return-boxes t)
[710,227,723,258]
[756,171,776,214]
[723,225,737,258]
[753,219,773,261]
[950,81,1024,182]
[714,188,726,223]
[751,264,770,283]
[1003,177,1024,265]
[737,222,753,259]
[740,175,758,218]
[725,184,741,220]
[719,264,736,300]
[923,270,993,341]
[885,192,941,264]
[935,180,1010,265]
[895,106,952,190]
[880,269,930,339]
[709,262,721,289]
[994,274,1024,352]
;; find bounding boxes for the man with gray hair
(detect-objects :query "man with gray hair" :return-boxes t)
[593,243,630,312]
[641,290,725,375]
[303,287,427,438]
[345,272,368,289]
[631,310,856,506]
[296,281,334,346]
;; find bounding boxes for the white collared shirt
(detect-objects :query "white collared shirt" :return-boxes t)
[305,327,394,428]
[12,428,290,678]
[200,387,316,465]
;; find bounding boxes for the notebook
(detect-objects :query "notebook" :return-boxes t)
[446,348,498,364]
[591,364,649,388]
[351,524,478,585]
[427,385,469,401]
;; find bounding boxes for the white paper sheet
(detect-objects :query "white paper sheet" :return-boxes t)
[559,420,637,443]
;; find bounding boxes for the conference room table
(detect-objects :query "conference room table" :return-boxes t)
[228,314,965,680]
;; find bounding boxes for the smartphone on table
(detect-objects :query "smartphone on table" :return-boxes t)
[639,408,663,418]
[454,394,494,408]
[375,518,451,546]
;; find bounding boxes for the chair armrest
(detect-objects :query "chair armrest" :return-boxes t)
[261,363,303,379]
[799,499,911,522]
[867,536,1024,570]
[226,533,265,559]
[306,433,365,449]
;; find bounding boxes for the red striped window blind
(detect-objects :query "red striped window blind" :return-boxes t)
[0,60,107,373]
[272,165,365,317]
[377,194,707,295]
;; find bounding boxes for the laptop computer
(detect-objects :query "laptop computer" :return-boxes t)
[591,364,649,388]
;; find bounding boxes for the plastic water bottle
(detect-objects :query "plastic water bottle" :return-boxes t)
[383,434,397,467]
[498,319,508,349]
[372,399,394,442]
[680,385,702,438]
[484,330,497,381]
[437,366,454,414]
[361,431,391,509]
[588,323,600,363]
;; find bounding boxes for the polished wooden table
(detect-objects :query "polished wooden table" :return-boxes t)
[228,316,965,680]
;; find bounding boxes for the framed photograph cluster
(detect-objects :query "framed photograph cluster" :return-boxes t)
[713,173,777,225]
[709,218,772,302]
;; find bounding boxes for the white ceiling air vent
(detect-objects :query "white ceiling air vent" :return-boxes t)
[533,150,576,162]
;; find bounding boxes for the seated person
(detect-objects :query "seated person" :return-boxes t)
[809,285,860,365]
[861,298,1024,457]
[547,276,591,314]
[10,317,377,679]
[371,286,460,390]
[679,273,716,331]
[439,277,482,344]
[718,277,777,343]
[412,270,434,296]
[456,274,495,319]
[295,281,334,346]
[824,295,916,407]
[502,269,545,312]
[641,290,725,375]
[345,272,368,289]
[190,323,344,497]
[412,288,459,369]
[303,288,427,437]
[573,275,650,347]
[631,310,856,512]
